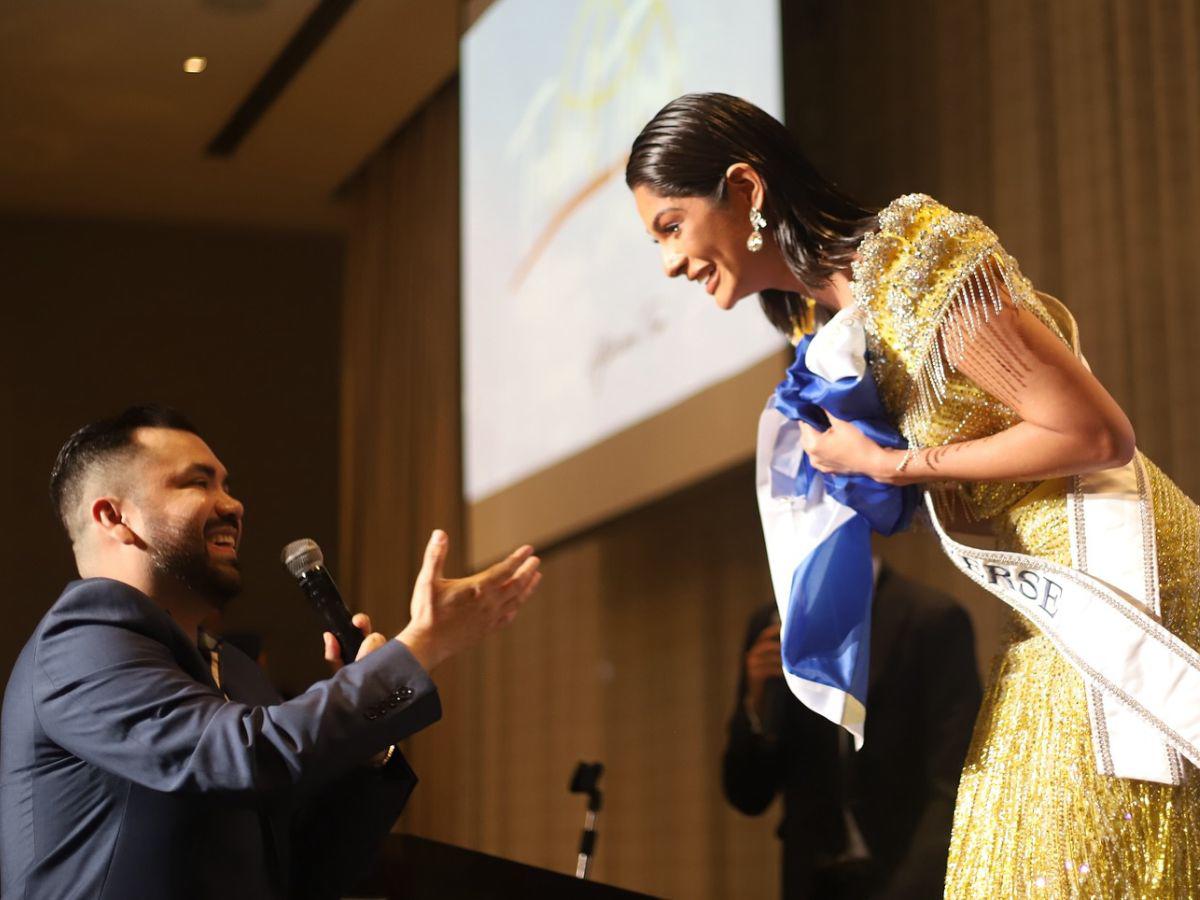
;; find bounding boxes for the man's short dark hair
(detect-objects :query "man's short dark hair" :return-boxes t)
[49,405,200,539]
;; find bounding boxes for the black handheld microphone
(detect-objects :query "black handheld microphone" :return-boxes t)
[281,539,363,665]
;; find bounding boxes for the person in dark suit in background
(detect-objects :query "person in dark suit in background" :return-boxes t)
[723,564,981,899]
[0,405,542,899]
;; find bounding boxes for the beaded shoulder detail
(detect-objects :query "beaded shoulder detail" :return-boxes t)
[848,193,1058,448]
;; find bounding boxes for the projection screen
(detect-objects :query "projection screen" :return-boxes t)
[462,0,786,564]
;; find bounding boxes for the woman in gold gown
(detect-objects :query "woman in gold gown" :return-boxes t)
[626,93,1200,896]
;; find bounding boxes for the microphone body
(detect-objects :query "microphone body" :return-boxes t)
[282,540,363,665]
[296,565,363,665]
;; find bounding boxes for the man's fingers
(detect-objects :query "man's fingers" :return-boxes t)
[354,632,387,663]
[502,556,541,597]
[482,544,535,587]
[323,632,343,673]
[352,612,373,636]
[506,570,543,609]
[324,631,339,660]
[487,555,541,604]
[498,591,527,627]
[521,571,543,601]
[511,555,540,582]
[493,566,543,629]
[417,529,449,586]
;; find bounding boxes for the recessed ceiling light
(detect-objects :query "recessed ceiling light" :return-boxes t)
[183,57,208,75]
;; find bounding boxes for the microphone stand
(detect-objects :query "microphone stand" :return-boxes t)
[569,761,604,879]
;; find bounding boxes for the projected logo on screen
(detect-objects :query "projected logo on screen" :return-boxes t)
[462,0,783,503]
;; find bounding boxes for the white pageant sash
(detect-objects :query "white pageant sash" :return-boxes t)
[928,490,1200,783]
[1069,456,1183,783]
[920,292,1195,783]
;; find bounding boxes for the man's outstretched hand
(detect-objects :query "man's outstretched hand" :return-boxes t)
[397,530,542,671]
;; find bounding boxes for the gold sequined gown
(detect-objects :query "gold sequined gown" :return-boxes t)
[851,194,1200,897]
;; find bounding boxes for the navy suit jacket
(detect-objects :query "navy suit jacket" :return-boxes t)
[0,578,442,899]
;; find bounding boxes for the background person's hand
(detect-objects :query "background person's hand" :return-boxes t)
[397,530,542,671]
[744,622,783,721]
[322,612,388,675]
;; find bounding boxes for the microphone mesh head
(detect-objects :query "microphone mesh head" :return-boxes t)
[281,539,324,578]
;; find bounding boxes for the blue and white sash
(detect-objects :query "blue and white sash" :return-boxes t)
[755,307,917,747]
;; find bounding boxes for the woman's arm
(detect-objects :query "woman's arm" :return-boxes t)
[801,284,1136,486]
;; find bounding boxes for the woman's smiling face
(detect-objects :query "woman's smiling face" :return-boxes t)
[632,178,781,311]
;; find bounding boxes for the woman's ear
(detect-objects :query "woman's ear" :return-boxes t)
[724,162,766,212]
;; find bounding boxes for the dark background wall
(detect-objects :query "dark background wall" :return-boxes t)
[0,217,344,695]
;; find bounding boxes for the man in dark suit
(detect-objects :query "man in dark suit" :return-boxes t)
[723,565,981,899]
[0,405,542,899]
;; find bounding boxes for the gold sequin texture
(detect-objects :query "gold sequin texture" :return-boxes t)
[854,194,1200,897]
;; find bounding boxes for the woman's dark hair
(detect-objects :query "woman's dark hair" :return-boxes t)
[625,92,877,335]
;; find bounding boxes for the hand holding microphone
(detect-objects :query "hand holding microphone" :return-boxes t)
[283,530,542,674]
[281,539,368,666]
[322,613,388,673]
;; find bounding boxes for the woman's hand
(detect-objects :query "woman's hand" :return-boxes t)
[799,412,899,482]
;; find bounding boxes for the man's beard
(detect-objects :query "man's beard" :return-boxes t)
[148,516,242,611]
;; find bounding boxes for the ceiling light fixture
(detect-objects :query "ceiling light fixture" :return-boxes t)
[183,57,208,74]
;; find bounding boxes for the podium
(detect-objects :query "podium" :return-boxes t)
[348,833,658,899]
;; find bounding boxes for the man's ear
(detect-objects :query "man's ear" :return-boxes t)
[724,162,766,212]
[92,498,142,547]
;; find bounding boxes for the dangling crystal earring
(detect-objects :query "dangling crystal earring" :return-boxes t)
[747,207,766,252]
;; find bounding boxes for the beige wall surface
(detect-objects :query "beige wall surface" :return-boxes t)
[0,216,345,697]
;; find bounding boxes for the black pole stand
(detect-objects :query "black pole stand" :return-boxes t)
[569,761,604,880]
